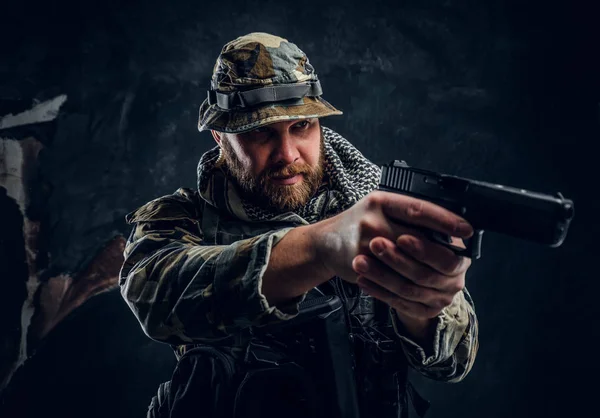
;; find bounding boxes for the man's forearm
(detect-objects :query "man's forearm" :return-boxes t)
[261,223,333,306]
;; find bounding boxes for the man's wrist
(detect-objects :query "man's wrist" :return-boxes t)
[304,220,336,280]
[394,309,438,352]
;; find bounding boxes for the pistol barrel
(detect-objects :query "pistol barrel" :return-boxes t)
[379,160,574,247]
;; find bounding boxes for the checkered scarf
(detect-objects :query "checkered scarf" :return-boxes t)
[197,126,381,224]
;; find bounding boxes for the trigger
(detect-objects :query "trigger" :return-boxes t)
[430,231,453,245]
[427,230,470,257]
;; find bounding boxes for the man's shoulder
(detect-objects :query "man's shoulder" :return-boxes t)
[125,188,204,224]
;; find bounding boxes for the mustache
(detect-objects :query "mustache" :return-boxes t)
[264,164,309,179]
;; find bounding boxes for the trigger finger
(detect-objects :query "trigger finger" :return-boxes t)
[396,234,470,276]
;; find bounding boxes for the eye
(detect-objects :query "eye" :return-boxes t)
[253,126,270,134]
[239,126,271,143]
[293,120,310,130]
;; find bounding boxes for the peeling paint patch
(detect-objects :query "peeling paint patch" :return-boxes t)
[0,137,44,390]
[33,237,125,341]
[0,138,26,211]
[0,95,67,130]
[0,134,125,391]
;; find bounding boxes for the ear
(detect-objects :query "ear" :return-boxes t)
[211,130,222,145]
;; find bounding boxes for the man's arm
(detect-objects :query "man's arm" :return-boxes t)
[263,221,479,383]
[120,188,314,345]
[391,289,479,383]
[260,224,333,305]
[123,187,478,381]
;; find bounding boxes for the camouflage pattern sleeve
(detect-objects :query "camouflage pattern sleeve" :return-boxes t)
[390,288,479,383]
[119,188,302,345]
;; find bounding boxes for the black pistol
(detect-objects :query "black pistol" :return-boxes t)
[378,160,575,259]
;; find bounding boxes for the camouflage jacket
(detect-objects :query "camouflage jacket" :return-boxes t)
[119,128,478,383]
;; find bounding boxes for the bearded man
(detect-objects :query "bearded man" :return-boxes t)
[120,32,478,418]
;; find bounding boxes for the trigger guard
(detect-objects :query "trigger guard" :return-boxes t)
[422,229,483,259]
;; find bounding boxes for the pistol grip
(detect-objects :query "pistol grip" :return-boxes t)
[427,230,484,260]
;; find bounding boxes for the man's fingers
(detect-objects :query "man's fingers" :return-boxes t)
[394,235,471,276]
[356,277,443,319]
[352,253,457,308]
[374,191,474,238]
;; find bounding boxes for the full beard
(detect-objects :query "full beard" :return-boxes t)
[220,132,325,213]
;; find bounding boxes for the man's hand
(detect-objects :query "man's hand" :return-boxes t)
[353,233,470,322]
[315,190,473,330]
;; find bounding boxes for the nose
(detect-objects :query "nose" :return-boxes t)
[271,131,299,165]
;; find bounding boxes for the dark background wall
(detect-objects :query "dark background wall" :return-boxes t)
[1,0,598,417]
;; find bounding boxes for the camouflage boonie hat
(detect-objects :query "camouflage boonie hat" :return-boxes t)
[198,32,342,133]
